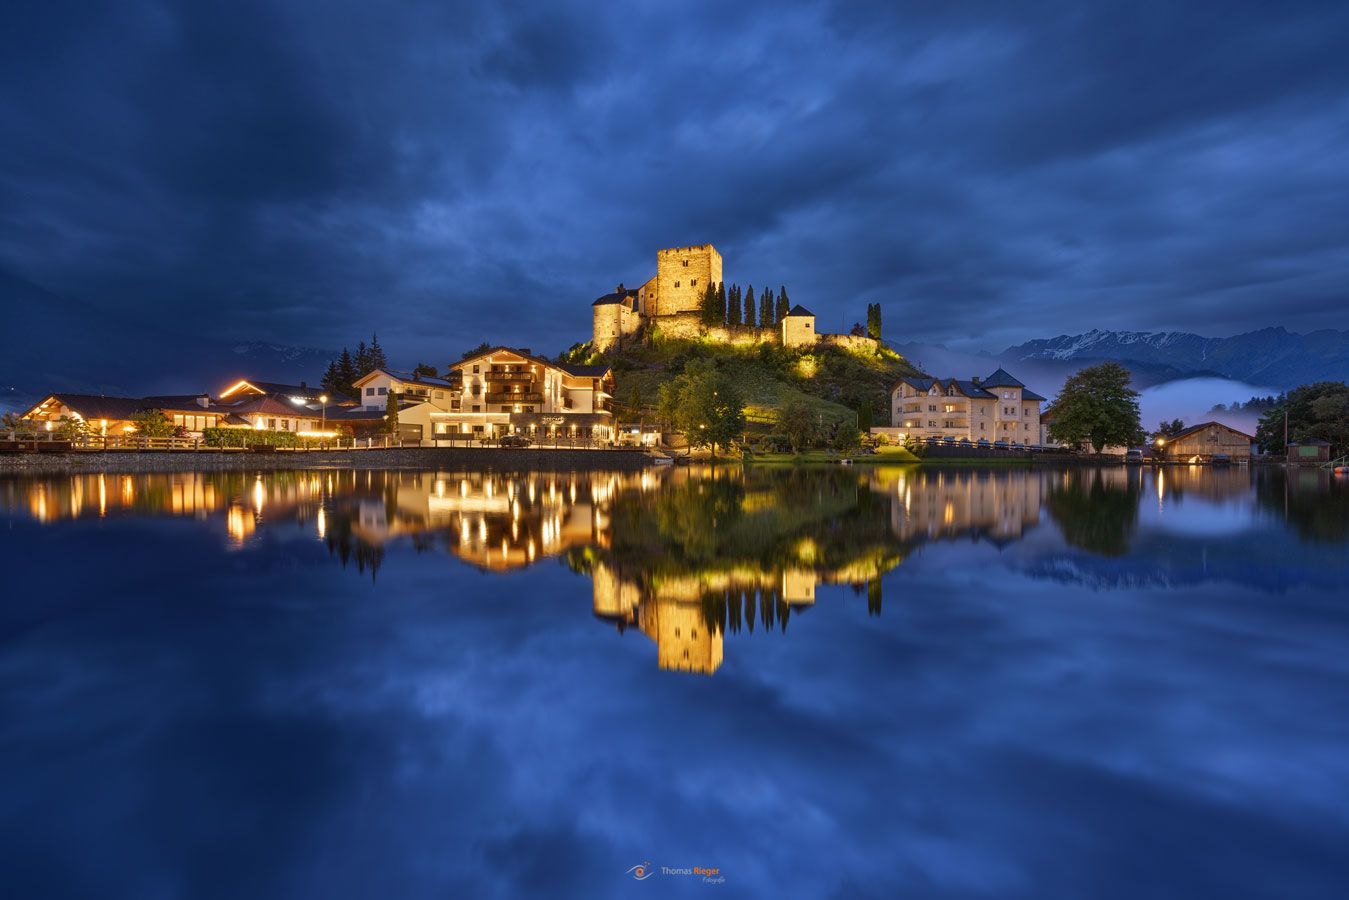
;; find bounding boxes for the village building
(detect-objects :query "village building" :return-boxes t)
[1156,421,1255,462]
[21,392,246,436]
[873,368,1045,445]
[1286,439,1332,464]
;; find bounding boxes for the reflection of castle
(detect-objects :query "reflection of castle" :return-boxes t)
[590,563,827,675]
[870,468,1043,544]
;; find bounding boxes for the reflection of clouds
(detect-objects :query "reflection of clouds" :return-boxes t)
[3,470,1349,897]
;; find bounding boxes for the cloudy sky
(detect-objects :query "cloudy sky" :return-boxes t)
[2,0,1347,361]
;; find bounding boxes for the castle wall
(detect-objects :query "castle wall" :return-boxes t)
[654,245,722,317]
[819,333,879,354]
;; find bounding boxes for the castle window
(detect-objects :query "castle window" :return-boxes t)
[682,260,689,267]
[691,278,697,286]
[674,281,680,288]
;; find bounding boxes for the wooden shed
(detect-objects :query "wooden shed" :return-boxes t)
[1157,421,1254,462]
[1287,440,1331,464]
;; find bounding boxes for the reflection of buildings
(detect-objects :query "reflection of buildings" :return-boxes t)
[871,468,1043,544]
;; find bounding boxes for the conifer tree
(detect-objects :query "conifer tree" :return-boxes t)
[321,359,342,396]
[776,286,790,325]
[743,285,756,327]
[355,341,369,375]
[866,303,882,341]
[368,333,388,370]
[758,286,772,329]
[716,282,728,325]
[727,284,742,326]
[336,348,358,396]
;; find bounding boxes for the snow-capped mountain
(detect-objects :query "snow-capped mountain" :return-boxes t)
[1000,327,1349,390]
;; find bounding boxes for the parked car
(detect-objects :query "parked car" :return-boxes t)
[958,438,973,447]
[499,434,532,448]
[993,439,1009,448]
[976,439,991,448]
[1124,448,1145,463]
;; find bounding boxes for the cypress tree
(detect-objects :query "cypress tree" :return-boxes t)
[727,284,741,326]
[717,282,728,325]
[743,285,756,328]
[867,303,882,341]
[776,286,790,325]
[700,281,717,325]
[758,286,772,329]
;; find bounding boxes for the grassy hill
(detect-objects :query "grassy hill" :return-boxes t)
[588,336,923,428]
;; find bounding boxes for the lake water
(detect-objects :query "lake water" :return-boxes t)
[2,464,1347,899]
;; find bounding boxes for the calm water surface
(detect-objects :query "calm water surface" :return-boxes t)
[2,465,1347,898]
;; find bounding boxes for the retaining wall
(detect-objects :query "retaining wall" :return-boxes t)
[0,447,654,476]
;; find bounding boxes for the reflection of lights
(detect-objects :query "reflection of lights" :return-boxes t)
[253,478,265,513]
[478,517,487,542]
[316,506,327,540]
[98,474,107,517]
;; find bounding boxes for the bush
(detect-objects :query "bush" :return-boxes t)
[202,427,305,448]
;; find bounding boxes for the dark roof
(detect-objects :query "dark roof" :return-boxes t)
[948,379,995,399]
[592,288,638,306]
[1169,421,1255,442]
[32,393,147,421]
[980,368,1025,388]
[1021,389,1047,402]
[1290,439,1332,446]
[218,379,353,404]
[221,395,325,417]
[785,304,814,317]
[559,364,612,378]
[359,368,458,388]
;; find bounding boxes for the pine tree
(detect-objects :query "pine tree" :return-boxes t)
[716,282,728,325]
[743,285,756,328]
[758,286,772,329]
[368,333,388,370]
[727,284,741,326]
[336,348,358,397]
[321,359,342,396]
[776,286,790,325]
[354,341,369,376]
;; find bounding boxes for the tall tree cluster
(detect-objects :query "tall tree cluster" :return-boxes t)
[866,303,882,340]
[1255,381,1349,454]
[322,333,388,398]
[698,282,794,328]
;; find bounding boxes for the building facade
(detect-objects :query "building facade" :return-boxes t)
[877,368,1046,445]
[1157,422,1255,461]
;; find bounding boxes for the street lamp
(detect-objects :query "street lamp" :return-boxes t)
[319,394,328,445]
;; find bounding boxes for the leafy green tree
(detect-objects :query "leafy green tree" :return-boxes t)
[54,415,88,441]
[1153,418,1186,439]
[384,392,400,435]
[758,285,773,329]
[1045,362,1144,453]
[131,409,174,438]
[776,286,790,325]
[743,285,756,327]
[777,400,820,453]
[832,422,861,453]
[656,359,745,457]
[1256,381,1349,454]
[412,363,438,378]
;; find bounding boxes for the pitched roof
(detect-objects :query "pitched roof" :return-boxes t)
[1168,421,1255,442]
[354,367,458,389]
[221,395,324,417]
[1021,389,1047,402]
[27,393,148,421]
[592,287,639,306]
[216,379,352,404]
[559,364,612,378]
[980,368,1025,388]
[784,304,815,317]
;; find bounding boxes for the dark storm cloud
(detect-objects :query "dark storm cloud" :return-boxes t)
[2,0,1347,364]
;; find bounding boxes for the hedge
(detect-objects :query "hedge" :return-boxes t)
[201,427,348,448]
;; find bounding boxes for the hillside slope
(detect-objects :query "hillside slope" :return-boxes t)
[598,338,923,427]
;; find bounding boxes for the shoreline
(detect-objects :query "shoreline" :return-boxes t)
[0,446,653,476]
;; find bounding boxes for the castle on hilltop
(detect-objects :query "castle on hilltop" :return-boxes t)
[591,243,877,354]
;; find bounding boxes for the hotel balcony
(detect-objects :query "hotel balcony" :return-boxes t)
[486,392,543,404]
[489,372,537,384]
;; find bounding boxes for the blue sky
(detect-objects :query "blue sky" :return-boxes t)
[2,0,1347,361]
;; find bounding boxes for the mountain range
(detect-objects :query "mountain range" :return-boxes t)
[998,327,1349,390]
